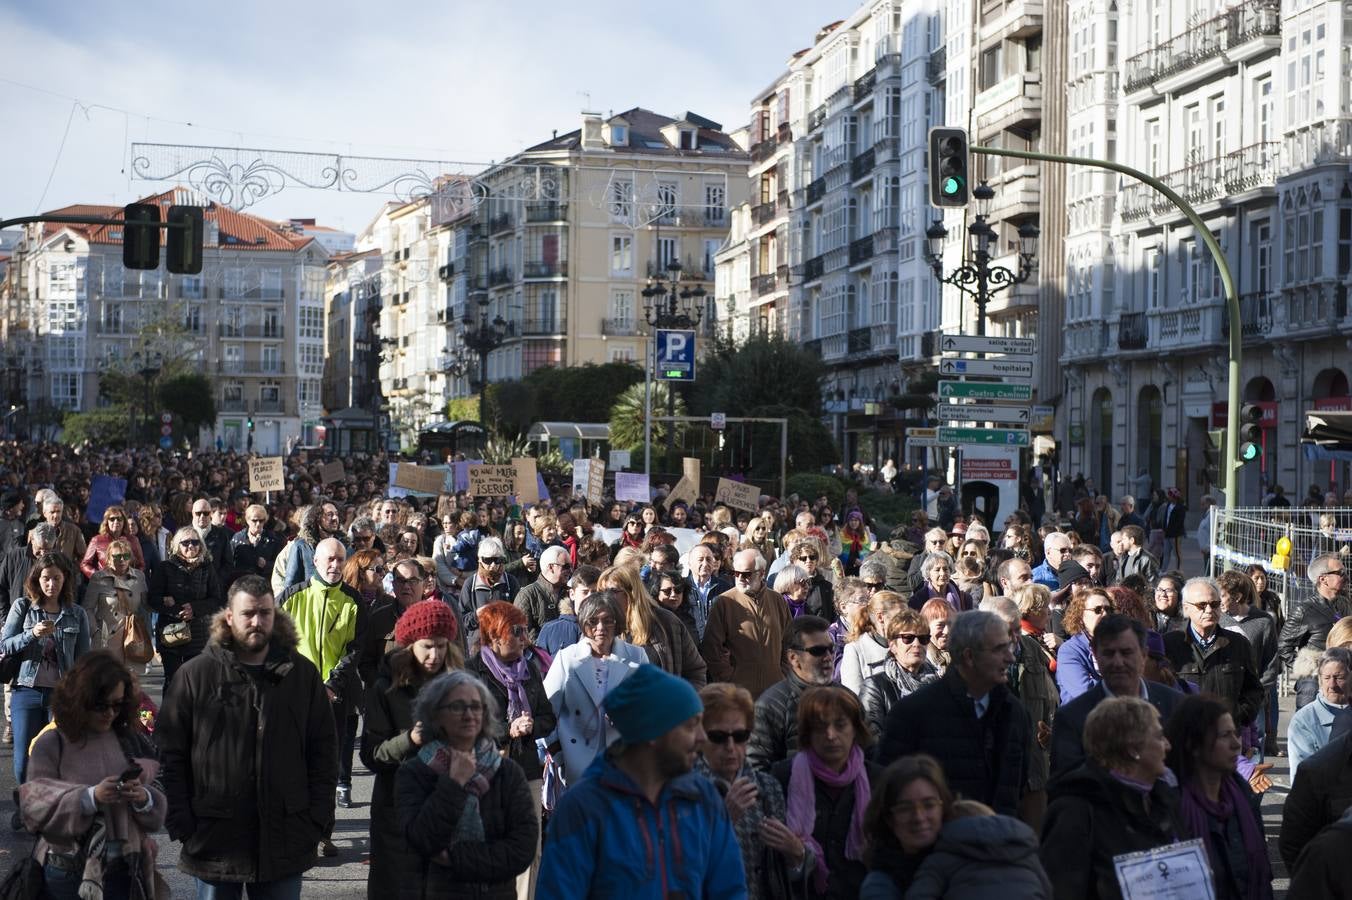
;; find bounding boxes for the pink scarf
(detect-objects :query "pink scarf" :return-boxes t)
[785,746,870,894]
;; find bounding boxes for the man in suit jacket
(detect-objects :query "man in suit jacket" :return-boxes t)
[1050,615,1184,781]
[1164,578,1264,727]
[1281,729,1352,872]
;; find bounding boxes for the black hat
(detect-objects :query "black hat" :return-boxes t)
[1057,559,1091,586]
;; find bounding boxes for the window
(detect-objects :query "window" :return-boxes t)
[656,182,679,223]
[611,125,628,146]
[1146,120,1161,175]
[299,344,323,375]
[261,268,282,301]
[610,235,633,275]
[1146,247,1160,309]
[979,46,1003,91]
[298,379,321,408]
[610,289,634,329]
[298,307,324,340]
[260,384,281,406]
[223,345,242,372]
[102,304,123,334]
[184,305,202,334]
[657,237,678,270]
[261,346,281,374]
[608,346,636,363]
[1255,77,1273,143]
[705,184,725,223]
[180,275,204,300]
[608,178,634,222]
[679,130,696,150]
[1253,221,1272,293]
[702,239,721,277]
[263,311,281,339]
[1185,104,1203,162]
[51,374,80,410]
[223,382,244,407]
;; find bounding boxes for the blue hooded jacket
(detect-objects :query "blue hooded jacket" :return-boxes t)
[536,751,747,900]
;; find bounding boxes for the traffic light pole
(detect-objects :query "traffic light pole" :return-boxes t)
[968,145,1242,513]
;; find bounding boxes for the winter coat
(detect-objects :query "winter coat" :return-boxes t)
[1288,807,1352,899]
[747,670,810,772]
[156,614,338,883]
[860,657,940,742]
[700,585,791,698]
[537,751,746,900]
[542,637,645,784]
[1279,594,1352,677]
[841,632,890,696]
[1223,607,1281,690]
[1280,730,1352,871]
[1016,633,1058,792]
[79,531,145,578]
[395,753,537,900]
[279,577,368,703]
[771,754,883,900]
[1118,549,1159,584]
[906,815,1052,900]
[514,575,564,641]
[0,596,91,688]
[1163,627,1264,725]
[1055,632,1099,704]
[1049,681,1184,783]
[147,556,224,661]
[467,650,557,781]
[536,614,580,657]
[876,671,1032,817]
[227,528,283,583]
[637,603,708,687]
[1288,696,1347,773]
[1041,762,1181,900]
[81,567,148,652]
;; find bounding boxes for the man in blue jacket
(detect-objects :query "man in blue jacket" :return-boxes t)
[537,664,746,900]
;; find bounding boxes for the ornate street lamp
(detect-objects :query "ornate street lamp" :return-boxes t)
[641,259,706,465]
[460,299,507,426]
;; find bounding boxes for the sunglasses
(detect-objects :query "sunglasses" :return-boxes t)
[110,553,131,561]
[733,570,757,579]
[479,557,505,566]
[797,555,818,562]
[893,633,932,645]
[790,644,832,657]
[88,699,125,714]
[705,729,751,745]
[1188,600,1221,611]
[179,539,202,548]
[1085,604,1113,616]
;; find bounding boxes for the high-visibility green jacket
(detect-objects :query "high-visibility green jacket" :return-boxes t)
[279,577,367,699]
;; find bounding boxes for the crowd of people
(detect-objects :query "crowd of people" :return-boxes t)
[0,439,1349,898]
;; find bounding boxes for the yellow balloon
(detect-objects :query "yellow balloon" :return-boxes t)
[1276,536,1293,556]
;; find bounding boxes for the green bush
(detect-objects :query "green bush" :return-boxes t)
[785,473,847,508]
[858,491,918,536]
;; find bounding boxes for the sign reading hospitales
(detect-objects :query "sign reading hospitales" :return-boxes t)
[939,358,1033,379]
[938,381,1033,401]
[939,333,1035,355]
[936,404,1032,425]
[655,329,696,381]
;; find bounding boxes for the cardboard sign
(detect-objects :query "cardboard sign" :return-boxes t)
[394,463,447,495]
[469,464,516,498]
[319,460,346,485]
[248,457,285,493]
[666,457,700,507]
[86,475,127,524]
[586,459,605,506]
[572,459,590,496]
[512,458,539,504]
[715,477,760,513]
[615,472,651,504]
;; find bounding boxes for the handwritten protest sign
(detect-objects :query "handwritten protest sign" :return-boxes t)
[715,477,760,513]
[319,460,346,485]
[468,464,516,498]
[615,472,651,504]
[248,457,285,493]
[512,458,540,504]
[585,459,605,505]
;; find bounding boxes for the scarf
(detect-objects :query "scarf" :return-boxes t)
[785,746,870,894]
[884,654,939,696]
[785,593,808,619]
[696,757,771,900]
[1178,775,1271,900]
[1020,622,1057,672]
[479,646,532,719]
[418,738,503,847]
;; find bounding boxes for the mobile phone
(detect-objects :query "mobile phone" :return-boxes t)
[118,764,143,784]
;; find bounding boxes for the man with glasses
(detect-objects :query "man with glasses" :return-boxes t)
[1032,532,1072,590]
[228,504,282,583]
[347,516,383,556]
[515,545,570,641]
[192,498,233,575]
[877,610,1032,817]
[1164,577,1263,727]
[746,615,835,772]
[700,549,790,699]
[456,537,519,654]
[359,558,428,688]
[1281,553,1352,708]
[684,545,731,642]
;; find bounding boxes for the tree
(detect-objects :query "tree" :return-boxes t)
[60,406,132,447]
[525,361,643,423]
[156,374,217,440]
[609,382,686,452]
[690,334,826,418]
[483,381,537,439]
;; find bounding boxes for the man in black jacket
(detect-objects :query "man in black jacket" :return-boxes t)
[514,545,570,641]
[157,574,337,897]
[1164,577,1264,726]
[746,615,834,771]
[1279,553,1351,707]
[877,609,1032,817]
[227,504,283,584]
[1280,729,1352,872]
[1050,615,1183,782]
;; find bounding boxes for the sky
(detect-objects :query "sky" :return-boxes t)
[0,0,857,234]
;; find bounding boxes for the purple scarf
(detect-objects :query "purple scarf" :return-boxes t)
[1178,776,1271,900]
[785,746,870,894]
[480,647,532,719]
[785,592,808,618]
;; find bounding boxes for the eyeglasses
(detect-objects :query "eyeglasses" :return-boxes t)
[179,539,202,548]
[658,586,681,596]
[790,644,832,658]
[546,562,571,570]
[893,633,932,645]
[438,700,485,716]
[392,575,422,585]
[1187,600,1222,611]
[192,510,211,517]
[1084,605,1112,616]
[366,566,388,576]
[1155,587,1179,595]
[863,581,885,590]
[106,516,124,522]
[1321,570,1347,580]
[797,554,817,562]
[733,570,757,579]
[585,616,617,630]
[705,729,751,745]
[110,553,131,561]
[479,557,505,566]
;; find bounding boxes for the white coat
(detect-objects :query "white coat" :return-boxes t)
[543,636,645,785]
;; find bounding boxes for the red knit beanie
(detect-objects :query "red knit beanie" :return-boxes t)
[394,599,459,646]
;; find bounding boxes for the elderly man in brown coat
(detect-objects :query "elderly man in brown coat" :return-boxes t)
[699,548,790,698]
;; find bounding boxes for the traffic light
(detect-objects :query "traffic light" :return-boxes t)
[246,416,255,431]
[166,205,204,275]
[1204,429,1222,486]
[1238,404,1263,464]
[122,203,161,270]
[928,127,970,207]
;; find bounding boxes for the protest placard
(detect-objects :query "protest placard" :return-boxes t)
[665,457,700,507]
[468,464,516,498]
[572,459,590,497]
[248,457,285,493]
[609,449,631,471]
[512,458,539,504]
[394,464,447,495]
[86,475,127,524]
[319,460,346,485]
[585,459,605,506]
[615,472,651,504]
[715,477,760,513]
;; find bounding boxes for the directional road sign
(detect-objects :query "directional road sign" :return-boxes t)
[938,381,1033,401]
[936,404,1032,425]
[937,426,1031,447]
[939,333,1036,355]
[655,329,696,381]
[938,358,1033,379]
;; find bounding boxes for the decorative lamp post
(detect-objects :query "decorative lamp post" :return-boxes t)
[461,298,507,426]
[641,259,706,465]
[131,351,162,446]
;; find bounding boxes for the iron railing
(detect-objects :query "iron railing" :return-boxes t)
[1118,312,1148,349]
[1124,2,1280,93]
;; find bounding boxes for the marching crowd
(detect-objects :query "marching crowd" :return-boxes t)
[0,439,1350,899]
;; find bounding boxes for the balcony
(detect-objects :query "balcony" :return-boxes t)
[1124,2,1280,95]
[806,178,827,205]
[847,326,872,354]
[255,398,286,414]
[750,137,778,163]
[218,324,285,339]
[217,360,286,375]
[467,224,486,244]
[225,287,283,303]
[522,260,567,278]
[973,72,1042,134]
[802,338,823,358]
[850,147,876,182]
[488,267,513,287]
[519,316,567,336]
[849,235,874,266]
[1151,302,1224,350]
[752,201,778,227]
[777,122,792,143]
[1117,312,1148,350]
[489,212,513,235]
[525,202,567,223]
[802,256,825,282]
[1063,321,1109,360]
[852,68,876,102]
[94,321,132,335]
[219,396,247,413]
[601,318,641,337]
[438,262,454,282]
[1220,292,1274,340]
[927,47,947,85]
[753,273,778,297]
[467,278,488,296]
[1284,119,1352,171]
[809,105,827,132]
[1119,143,1278,222]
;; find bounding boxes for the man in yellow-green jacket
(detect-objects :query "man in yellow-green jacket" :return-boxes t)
[278,536,368,857]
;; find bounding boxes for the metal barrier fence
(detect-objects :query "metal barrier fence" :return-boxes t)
[1209,506,1350,620]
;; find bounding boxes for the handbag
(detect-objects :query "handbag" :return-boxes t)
[160,621,192,648]
[115,591,155,665]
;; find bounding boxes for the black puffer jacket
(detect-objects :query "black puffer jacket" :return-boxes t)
[876,670,1031,817]
[1279,594,1352,672]
[147,557,224,660]
[156,613,337,883]
[395,752,538,900]
[1041,763,1181,900]
[859,657,939,741]
[466,650,556,781]
[748,671,810,772]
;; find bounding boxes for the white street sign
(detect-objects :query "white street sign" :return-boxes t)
[936,404,1032,425]
[939,333,1036,355]
[938,358,1033,379]
[710,412,726,431]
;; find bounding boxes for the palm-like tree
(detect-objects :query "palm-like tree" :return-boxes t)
[609,382,686,451]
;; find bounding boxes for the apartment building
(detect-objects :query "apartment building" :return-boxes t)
[1,189,329,452]
[1061,0,1352,505]
[322,247,383,453]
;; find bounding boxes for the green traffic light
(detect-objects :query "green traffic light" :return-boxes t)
[1240,442,1261,462]
[942,176,963,196]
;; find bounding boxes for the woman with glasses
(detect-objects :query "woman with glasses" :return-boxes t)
[653,569,700,642]
[543,591,645,786]
[859,610,940,740]
[80,505,145,578]
[860,755,955,897]
[82,538,149,661]
[148,526,224,686]
[788,538,836,621]
[1056,585,1115,703]
[396,671,537,900]
[597,564,707,686]
[842,589,906,695]
[19,652,164,900]
[466,601,555,899]
[1151,572,1188,634]
[3,553,91,785]
[697,682,809,900]
[774,564,814,619]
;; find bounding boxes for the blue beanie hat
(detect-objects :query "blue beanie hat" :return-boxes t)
[604,664,702,744]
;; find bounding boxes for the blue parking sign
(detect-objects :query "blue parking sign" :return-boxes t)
[656,329,696,381]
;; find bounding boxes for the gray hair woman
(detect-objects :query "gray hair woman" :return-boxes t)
[912,551,967,613]
[396,671,536,897]
[542,591,646,787]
